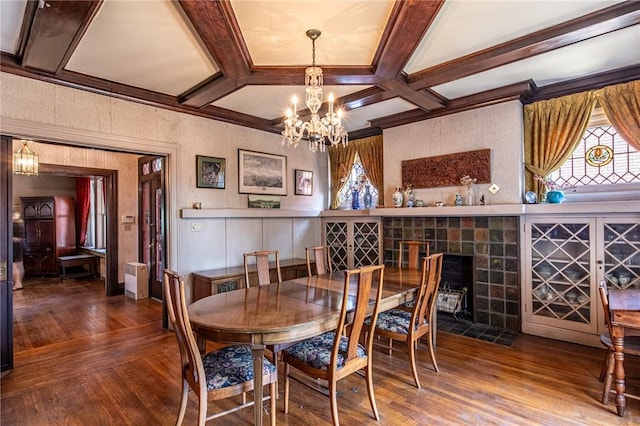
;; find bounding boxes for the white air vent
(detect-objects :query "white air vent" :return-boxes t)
[125,262,148,300]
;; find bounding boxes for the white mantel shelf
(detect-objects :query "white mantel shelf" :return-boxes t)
[321,200,639,217]
[180,201,638,220]
[180,208,323,219]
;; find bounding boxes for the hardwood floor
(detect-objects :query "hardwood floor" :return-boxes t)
[2,276,639,425]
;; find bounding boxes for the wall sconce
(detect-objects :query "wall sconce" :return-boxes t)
[13,141,39,175]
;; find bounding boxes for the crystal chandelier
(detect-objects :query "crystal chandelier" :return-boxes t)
[282,29,348,153]
[13,141,39,175]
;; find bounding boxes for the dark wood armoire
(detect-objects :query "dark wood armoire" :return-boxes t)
[21,196,76,276]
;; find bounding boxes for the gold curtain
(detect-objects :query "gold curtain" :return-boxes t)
[328,143,357,209]
[523,91,597,200]
[596,80,640,152]
[353,135,384,206]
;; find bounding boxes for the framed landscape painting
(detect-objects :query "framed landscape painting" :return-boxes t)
[196,155,225,189]
[238,149,287,195]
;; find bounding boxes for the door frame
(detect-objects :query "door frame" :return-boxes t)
[38,163,119,296]
[1,136,14,371]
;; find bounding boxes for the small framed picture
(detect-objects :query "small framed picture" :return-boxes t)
[196,156,225,189]
[248,194,281,208]
[294,169,313,196]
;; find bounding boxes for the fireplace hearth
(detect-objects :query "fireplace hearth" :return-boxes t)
[384,215,520,331]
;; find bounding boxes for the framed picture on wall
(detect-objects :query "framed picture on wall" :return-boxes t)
[238,149,287,195]
[196,155,225,189]
[294,169,313,196]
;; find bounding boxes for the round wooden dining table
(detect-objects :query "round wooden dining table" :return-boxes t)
[187,267,422,425]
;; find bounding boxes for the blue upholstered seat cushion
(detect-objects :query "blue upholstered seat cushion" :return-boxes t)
[283,331,366,371]
[367,309,426,335]
[201,345,276,391]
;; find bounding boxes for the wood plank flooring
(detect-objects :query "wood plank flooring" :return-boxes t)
[2,276,639,425]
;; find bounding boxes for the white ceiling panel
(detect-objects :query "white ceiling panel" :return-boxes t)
[230,0,394,66]
[214,84,371,121]
[0,0,27,54]
[432,25,640,99]
[67,0,218,96]
[404,0,625,74]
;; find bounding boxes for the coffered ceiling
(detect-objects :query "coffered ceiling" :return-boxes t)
[1,0,638,140]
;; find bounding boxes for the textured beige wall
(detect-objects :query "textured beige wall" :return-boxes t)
[383,101,524,206]
[1,72,327,286]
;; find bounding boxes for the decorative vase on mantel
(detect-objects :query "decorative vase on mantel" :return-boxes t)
[546,190,565,204]
[363,185,372,209]
[465,185,474,206]
[351,188,360,210]
[392,187,403,208]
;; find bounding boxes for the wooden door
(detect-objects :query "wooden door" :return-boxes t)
[139,156,166,302]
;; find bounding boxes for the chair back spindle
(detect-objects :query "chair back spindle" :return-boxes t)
[398,241,429,270]
[306,245,332,276]
[244,250,282,287]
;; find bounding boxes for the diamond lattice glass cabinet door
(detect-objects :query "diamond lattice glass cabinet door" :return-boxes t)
[524,217,597,336]
[323,218,381,270]
[352,220,381,268]
[324,220,349,271]
[601,220,640,291]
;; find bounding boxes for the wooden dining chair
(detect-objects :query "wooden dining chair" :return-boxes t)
[367,253,443,389]
[305,245,332,276]
[597,280,640,405]
[163,270,278,425]
[243,250,282,287]
[398,240,429,270]
[397,241,430,314]
[282,264,386,426]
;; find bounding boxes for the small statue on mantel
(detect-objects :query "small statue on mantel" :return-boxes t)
[403,183,414,207]
[480,194,485,206]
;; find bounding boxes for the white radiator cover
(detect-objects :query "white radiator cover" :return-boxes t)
[125,262,149,300]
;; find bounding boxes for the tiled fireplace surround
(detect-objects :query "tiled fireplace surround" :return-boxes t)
[383,216,520,331]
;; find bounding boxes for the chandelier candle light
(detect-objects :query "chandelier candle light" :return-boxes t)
[282,29,348,153]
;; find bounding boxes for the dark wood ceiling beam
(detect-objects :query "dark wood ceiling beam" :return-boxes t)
[177,0,251,108]
[409,2,640,90]
[20,0,102,74]
[341,87,390,110]
[177,0,249,77]
[373,0,445,79]
[380,79,445,111]
[177,74,243,106]
[249,66,380,86]
[525,64,640,103]
[371,80,536,129]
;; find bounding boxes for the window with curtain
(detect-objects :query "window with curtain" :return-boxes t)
[524,80,639,203]
[548,107,640,201]
[336,153,380,207]
[81,177,106,250]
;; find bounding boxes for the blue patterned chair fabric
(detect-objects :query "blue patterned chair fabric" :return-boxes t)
[366,309,427,335]
[283,331,366,371]
[202,345,276,391]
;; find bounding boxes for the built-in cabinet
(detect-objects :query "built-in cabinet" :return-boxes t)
[322,217,382,270]
[522,215,640,346]
[191,258,311,303]
[21,196,76,276]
